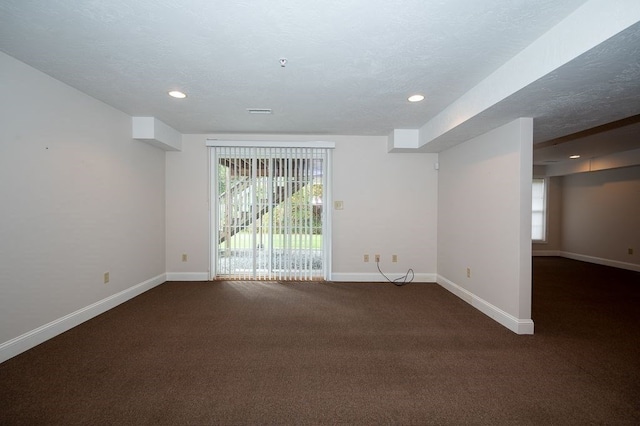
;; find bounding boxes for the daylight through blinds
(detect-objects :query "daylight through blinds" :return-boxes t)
[214,146,327,280]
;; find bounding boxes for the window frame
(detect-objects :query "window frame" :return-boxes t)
[531,177,548,243]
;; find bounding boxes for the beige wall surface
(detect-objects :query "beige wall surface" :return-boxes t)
[561,166,640,267]
[166,134,439,281]
[0,52,166,344]
[438,118,533,325]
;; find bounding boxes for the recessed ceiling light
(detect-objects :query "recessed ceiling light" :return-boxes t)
[408,94,425,102]
[569,155,581,159]
[168,90,187,99]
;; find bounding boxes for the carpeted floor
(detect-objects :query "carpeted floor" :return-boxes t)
[1,257,639,425]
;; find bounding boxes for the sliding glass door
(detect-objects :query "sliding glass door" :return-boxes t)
[210,143,331,281]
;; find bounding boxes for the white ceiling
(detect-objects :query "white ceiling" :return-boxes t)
[1,0,639,164]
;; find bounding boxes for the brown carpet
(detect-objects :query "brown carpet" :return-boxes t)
[1,257,639,425]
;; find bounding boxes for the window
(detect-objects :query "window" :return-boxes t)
[532,178,546,241]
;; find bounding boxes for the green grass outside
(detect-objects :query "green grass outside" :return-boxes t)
[219,233,323,250]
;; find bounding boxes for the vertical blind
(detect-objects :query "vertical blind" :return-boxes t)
[212,144,330,280]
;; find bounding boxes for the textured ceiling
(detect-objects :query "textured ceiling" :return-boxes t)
[534,115,640,165]
[1,0,639,162]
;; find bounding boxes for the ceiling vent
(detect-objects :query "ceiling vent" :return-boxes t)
[247,108,272,114]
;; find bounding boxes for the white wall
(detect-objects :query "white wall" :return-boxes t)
[437,119,534,334]
[165,135,210,280]
[0,52,166,360]
[331,136,438,281]
[166,134,438,281]
[561,166,640,270]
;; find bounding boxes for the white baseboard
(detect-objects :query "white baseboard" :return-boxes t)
[437,275,534,335]
[559,251,640,272]
[166,272,438,282]
[0,273,166,364]
[532,250,639,272]
[165,272,210,281]
[532,250,562,257]
[330,272,436,283]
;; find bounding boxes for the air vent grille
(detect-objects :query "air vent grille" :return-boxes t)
[247,108,272,114]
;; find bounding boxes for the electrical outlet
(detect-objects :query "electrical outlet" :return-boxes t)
[364,254,369,263]
[392,254,398,263]
[104,272,110,284]
[182,253,188,262]
[466,268,471,278]
[629,248,634,255]
[375,254,380,263]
